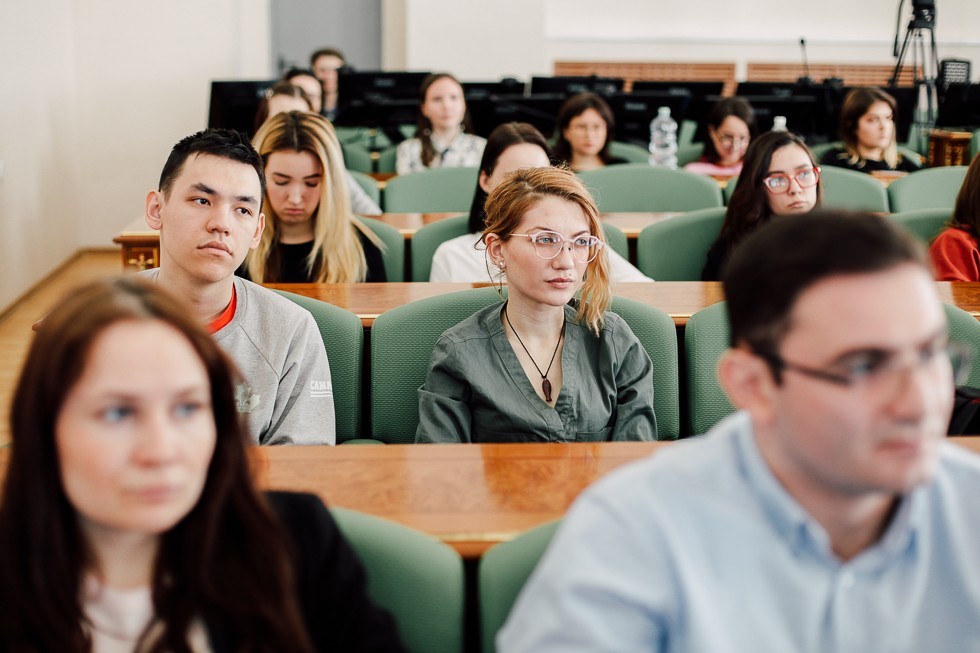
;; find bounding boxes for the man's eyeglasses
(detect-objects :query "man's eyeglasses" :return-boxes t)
[510,231,605,263]
[763,167,820,194]
[761,341,972,395]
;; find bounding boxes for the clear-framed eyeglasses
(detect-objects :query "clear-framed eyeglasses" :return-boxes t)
[716,133,750,148]
[760,340,973,397]
[763,167,820,194]
[509,230,605,263]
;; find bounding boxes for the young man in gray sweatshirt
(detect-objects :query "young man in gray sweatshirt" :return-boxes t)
[143,128,335,445]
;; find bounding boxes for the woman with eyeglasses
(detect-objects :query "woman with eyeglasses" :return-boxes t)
[684,97,756,176]
[820,87,921,175]
[702,130,823,281]
[930,153,980,281]
[0,277,405,652]
[416,167,657,443]
[553,93,625,172]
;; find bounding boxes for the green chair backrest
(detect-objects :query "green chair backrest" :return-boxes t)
[371,288,679,442]
[376,145,398,174]
[678,119,698,146]
[272,290,363,440]
[578,164,723,212]
[350,170,382,207]
[888,166,969,212]
[888,208,952,244]
[341,143,376,174]
[723,175,738,204]
[383,167,479,213]
[684,301,734,436]
[411,214,472,281]
[332,508,464,653]
[944,303,980,388]
[608,296,680,438]
[972,130,979,160]
[818,165,890,213]
[358,217,405,281]
[602,222,629,261]
[371,288,504,443]
[479,520,561,653]
[608,140,650,164]
[635,206,726,281]
[677,142,705,167]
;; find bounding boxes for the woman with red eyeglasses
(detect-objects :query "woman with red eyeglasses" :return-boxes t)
[702,131,824,281]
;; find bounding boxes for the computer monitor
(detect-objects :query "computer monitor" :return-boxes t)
[207,80,277,137]
[735,81,800,98]
[332,70,431,135]
[461,79,526,100]
[937,83,980,127]
[606,92,692,148]
[631,80,725,97]
[466,94,568,139]
[529,76,625,98]
[739,95,819,141]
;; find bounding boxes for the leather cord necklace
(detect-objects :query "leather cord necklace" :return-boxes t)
[504,303,565,403]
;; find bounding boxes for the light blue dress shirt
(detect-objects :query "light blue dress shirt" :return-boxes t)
[498,411,980,653]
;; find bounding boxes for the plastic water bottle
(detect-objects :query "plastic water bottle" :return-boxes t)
[648,107,678,168]
[772,115,788,132]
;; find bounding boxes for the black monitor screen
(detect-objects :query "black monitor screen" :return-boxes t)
[529,76,624,98]
[462,79,526,100]
[466,94,568,139]
[606,92,692,148]
[631,80,725,97]
[735,81,800,98]
[333,71,431,130]
[937,83,980,127]
[207,80,277,137]
[739,95,819,141]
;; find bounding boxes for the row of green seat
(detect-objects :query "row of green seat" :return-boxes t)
[333,505,560,653]
[276,287,980,444]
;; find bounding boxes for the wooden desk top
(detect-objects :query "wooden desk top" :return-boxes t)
[265,281,729,327]
[265,281,980,329]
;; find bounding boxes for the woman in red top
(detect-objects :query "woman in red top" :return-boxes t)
[930,153,980,281]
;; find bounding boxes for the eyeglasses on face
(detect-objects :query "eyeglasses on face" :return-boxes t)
[763,167,820,194]
[761,340,972,395]
[716,133,750,147]
[569,123,606,135]
[509,230,605,263]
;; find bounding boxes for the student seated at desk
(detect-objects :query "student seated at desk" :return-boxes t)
[930,153,980,281]
[819,87,920,175]
[702,131,823,280]
[0,277,405,652]
[144,127,335,445]
[417,167,657,443]
[396,73,486,175]
[244,111,386,283]
[683,97,756,177]
[283,67,324,115]
[429,122,652,283]
[553,93,625,172]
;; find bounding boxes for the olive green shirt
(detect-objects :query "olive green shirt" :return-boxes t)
[416,303,657,443]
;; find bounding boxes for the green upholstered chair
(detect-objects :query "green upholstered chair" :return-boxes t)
[677,142,705,167]
[678,119,698,146]
[370,288,680,442]
[341,143,376,174]
[358,217,406,282]
[888,208,951,244]
[350,170,382,207]
[272,290,364,441]
[818,165,890,213]
[376,145,398,175]
[684,301,735,436]
[383,167,479,213]
[332,508,465,653]
[602,222,629,261]
[635,206,725,281]
[479,520,561,653]
[972,129,979,159]
[723,175,738,204]
[944,304,980,388]
[578,164,723,213]
[371,288,503,443]
[608,140,651,164]
[888,166,969,212]
[411,214,472,281]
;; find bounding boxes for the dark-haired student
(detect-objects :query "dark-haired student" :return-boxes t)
[553,92,625,172]
[144,128,335,445]
[0,277,405,652]
[500,211,980,652]
[310,47,345,119]
[683,97,756,177]
[930,153,980,281]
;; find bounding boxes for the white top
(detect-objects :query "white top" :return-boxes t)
[84,577,211,652]
[396,133,486,175]
[429,232,654,283]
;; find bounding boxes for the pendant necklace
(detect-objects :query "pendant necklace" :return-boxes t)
[504,304,565,403]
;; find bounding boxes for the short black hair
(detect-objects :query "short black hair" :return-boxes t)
[723,210,928,366]
[158,128,265,202]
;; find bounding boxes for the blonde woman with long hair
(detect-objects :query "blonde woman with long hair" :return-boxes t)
[246,111,385,283]
[416,167,657,443]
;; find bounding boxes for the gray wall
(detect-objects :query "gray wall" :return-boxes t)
[271,0,381,73]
